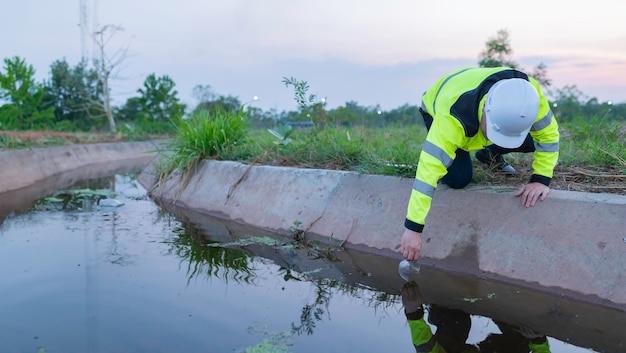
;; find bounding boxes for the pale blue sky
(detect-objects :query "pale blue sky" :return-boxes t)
[3,0,625,112]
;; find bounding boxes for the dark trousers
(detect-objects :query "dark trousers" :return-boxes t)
[420,109,535,189]
[428,305,533,353]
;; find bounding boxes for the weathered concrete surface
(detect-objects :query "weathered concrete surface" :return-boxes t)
[139,159,626,309]
[0,141,162,194]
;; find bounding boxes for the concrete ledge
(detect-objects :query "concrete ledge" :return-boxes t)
[0,141,162,194]
[140,159,626,308]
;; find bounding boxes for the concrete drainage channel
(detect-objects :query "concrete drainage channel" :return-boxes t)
[137,158,626,351]
[2,142,626,351]
[2,142,625,309]
[0,141,163,224]
[0,141,164,194]
[138,158,626,311]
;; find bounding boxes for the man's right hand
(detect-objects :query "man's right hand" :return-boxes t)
[401,228,422,262]
[401,281,423,314]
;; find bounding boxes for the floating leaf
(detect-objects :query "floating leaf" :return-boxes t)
[462,297,481,303]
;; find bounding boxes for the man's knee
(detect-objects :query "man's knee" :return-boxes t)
[444,178,472,189]
[442,150,473,188]
[442,172,472,189]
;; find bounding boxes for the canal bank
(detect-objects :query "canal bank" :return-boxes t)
[1,143,625,351]
[138,159,626,310]
[0,141,161,224]
[0,141,162,194]
[1,142,624,308]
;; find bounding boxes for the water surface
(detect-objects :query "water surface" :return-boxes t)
[0,173,618,352]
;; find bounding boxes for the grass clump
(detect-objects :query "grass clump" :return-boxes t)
[559,115,626,172]
[218,124,425,178]
[157,107,250,178]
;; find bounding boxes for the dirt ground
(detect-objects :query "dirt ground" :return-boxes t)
[0,130,123,145]
[477,164,626,196]
[1,130,624,196]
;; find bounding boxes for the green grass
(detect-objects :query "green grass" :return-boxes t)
[559,116,626,171]
[156,111,625,190]
[156,107,250,178]
[4,109,623,192]
[219,124,426,178]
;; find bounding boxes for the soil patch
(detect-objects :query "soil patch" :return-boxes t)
[0,131,122,146]
[479,164,626,196]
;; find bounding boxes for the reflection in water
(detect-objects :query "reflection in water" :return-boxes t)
[151,196,608,353]
[160,220,397,339]
[161,228,254,284]
[157,216,597,353]
[401,281,551,352]
[0,172,614,352]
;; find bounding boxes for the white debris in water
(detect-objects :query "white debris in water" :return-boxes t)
[99,199,125,207]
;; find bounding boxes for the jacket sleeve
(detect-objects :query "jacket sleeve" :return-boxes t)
[528,79,560,186]
[528,338,551,353]
[405,116,466,232]
[406,310,446,353]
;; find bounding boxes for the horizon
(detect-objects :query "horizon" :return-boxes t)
[4,0,625,112]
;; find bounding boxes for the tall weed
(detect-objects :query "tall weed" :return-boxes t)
[157,108,250,178]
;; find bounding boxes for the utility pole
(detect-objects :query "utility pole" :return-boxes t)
[92,0,99,63]
[79,0,89,63]
[78,0,98,65]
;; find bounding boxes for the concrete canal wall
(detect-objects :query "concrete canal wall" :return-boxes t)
[0,141,162,224]
[1,141,624,309]
[139,159,626,309]
[2,143,624,352]
[0,141,161,194]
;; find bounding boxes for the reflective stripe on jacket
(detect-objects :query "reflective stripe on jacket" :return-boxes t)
[405,67,559,232]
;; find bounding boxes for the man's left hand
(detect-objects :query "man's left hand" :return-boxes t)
[515,182,550,207]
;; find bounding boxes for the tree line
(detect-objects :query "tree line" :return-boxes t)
[0,54,426,133]
[0,29,623,135]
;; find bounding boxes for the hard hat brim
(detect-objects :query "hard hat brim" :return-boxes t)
[485,119,531,149]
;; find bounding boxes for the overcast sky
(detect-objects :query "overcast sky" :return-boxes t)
[3,0,626,112]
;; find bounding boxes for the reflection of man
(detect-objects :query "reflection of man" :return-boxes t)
[401,281,551,352]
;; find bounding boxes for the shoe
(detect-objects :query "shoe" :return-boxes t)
[475,149,516,174]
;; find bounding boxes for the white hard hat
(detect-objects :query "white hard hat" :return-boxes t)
[484,78,539,148]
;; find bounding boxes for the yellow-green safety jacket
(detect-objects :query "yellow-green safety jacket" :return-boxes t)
[405,67,559,233]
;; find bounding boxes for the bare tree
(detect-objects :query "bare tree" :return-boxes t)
[192,84,216,105]
[92,24,130,132]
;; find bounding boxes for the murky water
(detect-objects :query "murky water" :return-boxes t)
[0,172,622,352]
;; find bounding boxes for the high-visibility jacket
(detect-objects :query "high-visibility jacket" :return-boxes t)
[405,67,559,233]
[406,313,552,353]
